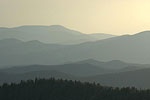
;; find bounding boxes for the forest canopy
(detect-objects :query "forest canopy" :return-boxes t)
[0,78,150,100]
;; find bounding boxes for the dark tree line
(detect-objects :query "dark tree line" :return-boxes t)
[0,78,150,100]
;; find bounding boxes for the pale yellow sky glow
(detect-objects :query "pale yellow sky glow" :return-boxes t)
[0,0,150,35]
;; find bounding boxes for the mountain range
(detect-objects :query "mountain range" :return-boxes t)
[0,59,150,88]
[0,25,115,44]
[1,59,145,77]
[1,25,150,89]
[0,30,150,67]
[84,68,150,88]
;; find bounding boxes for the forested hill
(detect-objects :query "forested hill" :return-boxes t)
[1,78,150,100]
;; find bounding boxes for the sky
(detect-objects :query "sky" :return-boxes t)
[0,0,150,35]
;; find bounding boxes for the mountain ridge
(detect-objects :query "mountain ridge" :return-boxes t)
[0,25,116,44]
[0,29,150,66]
[84,68,150,88]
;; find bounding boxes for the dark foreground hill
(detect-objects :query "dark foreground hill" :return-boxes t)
[1,78,150,100]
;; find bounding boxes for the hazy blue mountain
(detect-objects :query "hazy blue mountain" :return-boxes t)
[0,25,115,44]
[0,38,67,67]
[84,68,150,88]
[0,25,92,44]
[55,31,150,64]
[0,31,150,67]
[0,62,115,77]
[0,59,147,78]
[76,59,144,69]
[89,33,116,40]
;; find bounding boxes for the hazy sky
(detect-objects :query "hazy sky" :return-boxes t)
[0,0,150,35]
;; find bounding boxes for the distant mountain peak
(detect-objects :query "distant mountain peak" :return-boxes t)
[48,25,72,31]
[108,60,126,64]
[134,31,150,36]
[49,25,66,28]
[15,25,48,28]
[26,40,44,45]
[14,25,69,31]
[49,25,83,34]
